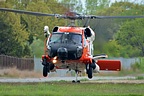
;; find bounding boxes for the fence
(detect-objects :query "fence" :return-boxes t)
[0,55,34,70]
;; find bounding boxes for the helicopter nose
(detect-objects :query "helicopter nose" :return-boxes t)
[57,47,68,60]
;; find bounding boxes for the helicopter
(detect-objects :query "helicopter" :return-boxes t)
[0,7,144,82]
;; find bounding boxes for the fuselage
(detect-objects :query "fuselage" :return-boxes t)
[42,26,121,77]
[43,26,95,66]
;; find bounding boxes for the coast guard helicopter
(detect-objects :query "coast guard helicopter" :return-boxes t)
[0,7,144,82]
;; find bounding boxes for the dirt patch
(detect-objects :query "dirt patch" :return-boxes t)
[83,80,144,84]
[0,67,42,78]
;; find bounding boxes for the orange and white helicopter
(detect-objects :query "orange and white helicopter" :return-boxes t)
[0,8,144,82]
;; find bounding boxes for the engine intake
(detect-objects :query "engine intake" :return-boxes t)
[84,27,95,41]
[52,26,59,32]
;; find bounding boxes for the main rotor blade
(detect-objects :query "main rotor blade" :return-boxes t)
[89,15,144,19]
[0,8,58,17]
[0,8,144,19]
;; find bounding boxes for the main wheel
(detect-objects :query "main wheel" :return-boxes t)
[43,66,48,77]
[86,64,93,79]
[87,67,93,79]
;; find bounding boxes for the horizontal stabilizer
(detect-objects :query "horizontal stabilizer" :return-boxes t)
[97,60,121,71]
[93,54,108,59]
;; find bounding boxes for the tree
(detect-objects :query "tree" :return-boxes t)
[21,0,67,40]
[85,0,110,14]
[92,1,144,57]
[110,2,144,57]
[0,1,30,57]
[116,18,144,57]
[0,0,69,57]
[58,0,83,13]
[0,17,30,57]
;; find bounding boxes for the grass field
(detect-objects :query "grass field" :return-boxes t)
[0,57,144,96]
[0,82,144,96]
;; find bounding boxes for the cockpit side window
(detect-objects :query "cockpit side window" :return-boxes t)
[70,33,82,44]
[49,33,63,43]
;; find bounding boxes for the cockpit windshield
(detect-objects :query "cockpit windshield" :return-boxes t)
[49,32,82,44]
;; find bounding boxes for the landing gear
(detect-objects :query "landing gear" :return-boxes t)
[43,66,48,77]
[42,58,49,77]
[86,64,93,79]
[86,60,96,79]
[72,80,80,83]
[42,57,55,77]
[72,69,81,83]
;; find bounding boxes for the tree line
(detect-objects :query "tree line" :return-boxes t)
[0,0,144,57]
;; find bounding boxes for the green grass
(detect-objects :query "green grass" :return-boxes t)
[0,82,144,96]
[136,76,144,80]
